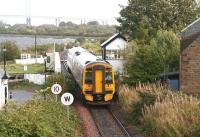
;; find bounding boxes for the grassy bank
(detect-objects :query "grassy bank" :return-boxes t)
[2,64,44,74]
[118,84,200,137]
[0,99,82,137]
[9,81,42,90]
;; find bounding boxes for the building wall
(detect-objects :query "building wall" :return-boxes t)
[15,58,44,64]
[180,36,200,94]
[105,38,127,50]
[46,52,61,73]
[106,59,125,74]
[24,74,48,85]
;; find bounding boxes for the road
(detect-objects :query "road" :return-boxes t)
[9,90,34,104]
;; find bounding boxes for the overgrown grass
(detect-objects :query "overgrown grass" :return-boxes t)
[9,81,42,90]
[118,84,200,137]
[2,64,44,74]
[0,99,82,137]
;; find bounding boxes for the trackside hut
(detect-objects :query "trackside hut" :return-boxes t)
[101,33,127,73]
[180,17,200,94]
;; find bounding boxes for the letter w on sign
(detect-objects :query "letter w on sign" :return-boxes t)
[61,93,74,106]
[64,96,70,102]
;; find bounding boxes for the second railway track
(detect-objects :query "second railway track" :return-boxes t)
[90,107,131,137]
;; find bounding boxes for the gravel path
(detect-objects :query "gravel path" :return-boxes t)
[74,102,100,137]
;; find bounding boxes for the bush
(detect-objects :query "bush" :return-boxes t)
[142,95,200,137]
[125,30,180,86]
[0,100,82,137]
[118,84,200,137]
[44,73,73,93]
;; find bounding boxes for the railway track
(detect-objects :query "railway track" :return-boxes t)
[61,52,131,137]
[90,107,131,137]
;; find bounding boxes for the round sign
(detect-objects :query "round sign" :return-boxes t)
[51,84,62,95]
[61,93,74,106]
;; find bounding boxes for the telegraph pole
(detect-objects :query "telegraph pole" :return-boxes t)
[35,34,37,63]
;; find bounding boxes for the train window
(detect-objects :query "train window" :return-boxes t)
[85,72,92,84]
[105,72,112,84]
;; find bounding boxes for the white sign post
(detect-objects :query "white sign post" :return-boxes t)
[24,65,27,71]
[51,84,62,101]
[61,93,74,121]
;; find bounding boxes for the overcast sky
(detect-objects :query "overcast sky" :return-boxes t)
[0,0,128,25]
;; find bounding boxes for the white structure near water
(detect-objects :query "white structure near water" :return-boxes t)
[24,74,47,85]
[46,52,61,73]
[15,53,44,65]
[101,33,127,73]
[0,69,9,109]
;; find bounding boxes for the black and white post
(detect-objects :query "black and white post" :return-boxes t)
[61,93,74,121]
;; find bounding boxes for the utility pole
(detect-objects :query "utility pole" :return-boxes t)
[35,34,37,63]
[3,45,6,71]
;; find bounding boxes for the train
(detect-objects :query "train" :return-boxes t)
[65,47,115,105]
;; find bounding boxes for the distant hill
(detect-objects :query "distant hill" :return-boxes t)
[0,21,116,37]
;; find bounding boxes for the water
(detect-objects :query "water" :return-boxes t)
[0,34,75,49]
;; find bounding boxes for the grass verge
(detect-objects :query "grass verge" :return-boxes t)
[9,81,42,90]
[2,63,44,74]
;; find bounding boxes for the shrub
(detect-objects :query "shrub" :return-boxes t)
[119,84,169,123]
[44,73,69,92]
[0,100,82,137]
[118,84,200,137]
[142,95,200,137]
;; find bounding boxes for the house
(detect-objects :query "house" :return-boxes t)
[15,53,44,65]
[101,33,127,73]
[180,17,200,94]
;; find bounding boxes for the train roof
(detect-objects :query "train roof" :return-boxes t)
[68,47,106,67]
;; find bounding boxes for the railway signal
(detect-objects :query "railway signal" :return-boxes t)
[61,93,74,121]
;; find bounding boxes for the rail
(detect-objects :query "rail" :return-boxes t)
[90,107,131,137]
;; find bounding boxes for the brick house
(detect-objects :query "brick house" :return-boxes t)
[180,17,200,94]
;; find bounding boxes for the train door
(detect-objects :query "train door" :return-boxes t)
[95,70,103,93]
[93,66,105,94]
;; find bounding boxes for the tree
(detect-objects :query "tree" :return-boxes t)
[0,41,20,61]
[125,30,180,85]
[87,21,99,25]
[59,21,77,27]
[118,0,200,40]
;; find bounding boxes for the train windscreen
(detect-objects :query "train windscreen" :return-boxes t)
[85,71,92,84]
[105,71,112,84]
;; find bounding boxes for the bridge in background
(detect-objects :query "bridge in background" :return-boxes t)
[0,15,118,26]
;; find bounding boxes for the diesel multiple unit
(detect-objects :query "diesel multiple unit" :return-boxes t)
[66,47,115,104]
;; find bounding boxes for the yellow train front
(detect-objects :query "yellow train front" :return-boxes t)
[82,62,115,104]
[66,47,115,105]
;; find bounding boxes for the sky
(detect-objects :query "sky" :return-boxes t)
[0,0,128,25]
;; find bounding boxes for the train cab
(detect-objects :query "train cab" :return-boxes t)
[82,62,115,104]
[66,46,115,105]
